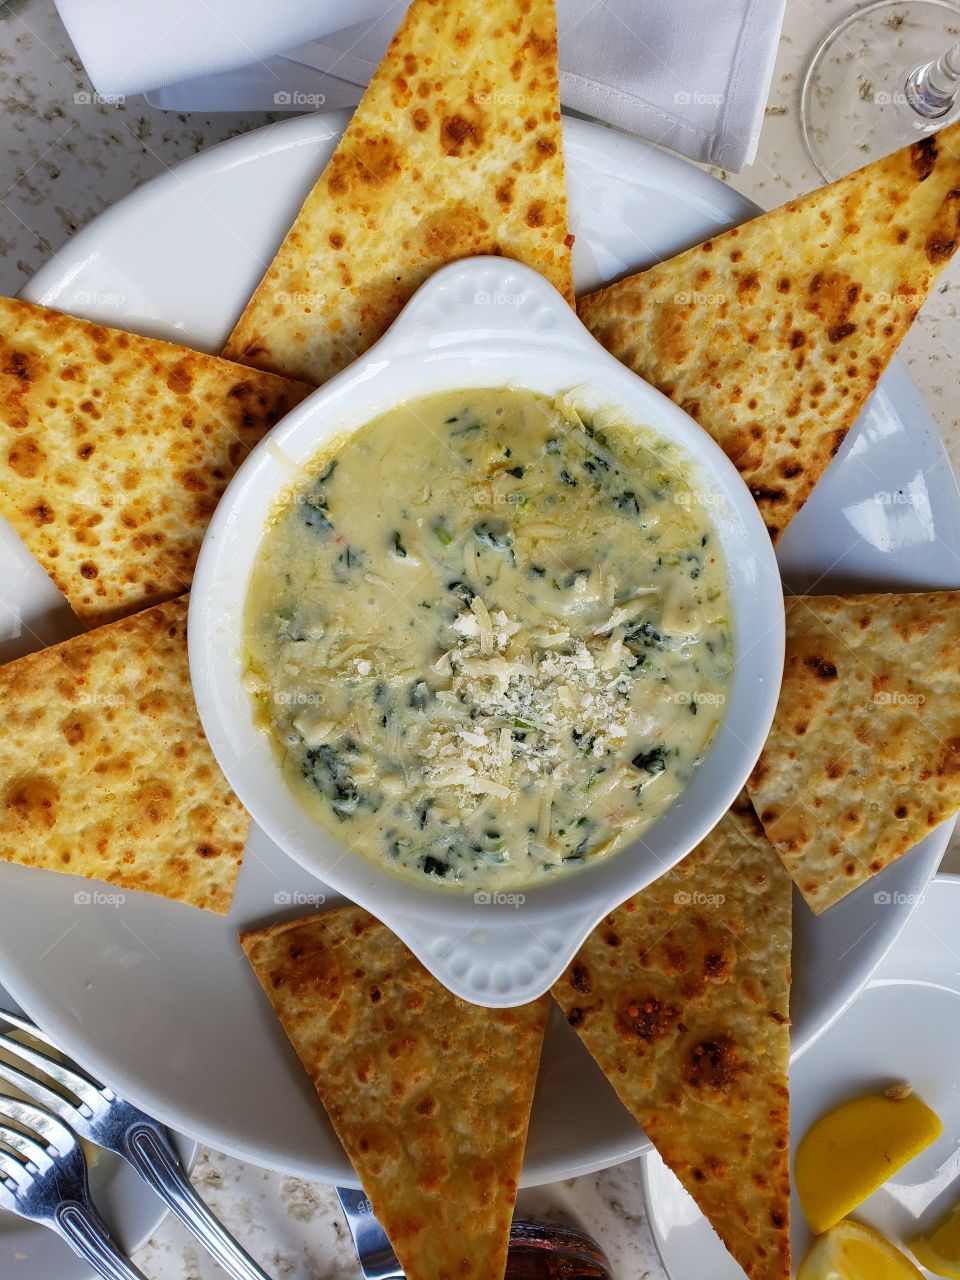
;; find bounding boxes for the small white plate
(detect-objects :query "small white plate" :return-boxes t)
[642,874,960,1279]
[0,111,954,1184]
[0,990,197,1280]
[190,256,784,1008]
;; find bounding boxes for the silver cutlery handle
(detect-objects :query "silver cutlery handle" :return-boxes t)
[336,1186,402,1280]
[123,1123,272,1280]
[55,1201,151,1280]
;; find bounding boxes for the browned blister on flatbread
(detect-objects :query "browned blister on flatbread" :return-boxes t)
[0,597,247,911]
[578,122,960,541]
[224,0,574,385]
[748,591,960,913]
[0,297,311,622]
[241,906,548,1280]
[552,795,792,1280]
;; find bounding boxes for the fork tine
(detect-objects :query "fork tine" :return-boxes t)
[0,1120,55,1173]
[0,1094,80,1157]
[0,1008,59,1051]
[0,1145,29,1190]
[0,1026,104,1109]
[0,1015,274,1280]
[0,1052,87,1131]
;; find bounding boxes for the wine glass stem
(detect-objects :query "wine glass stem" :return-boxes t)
[905,39,960,117]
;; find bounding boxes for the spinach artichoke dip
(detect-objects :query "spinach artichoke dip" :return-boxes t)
[243,387,733,891]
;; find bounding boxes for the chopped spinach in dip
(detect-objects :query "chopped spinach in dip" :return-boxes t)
[243,387,733,890]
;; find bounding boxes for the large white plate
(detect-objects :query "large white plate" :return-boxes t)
[643,874,960,1278]
[0,112,954,1186]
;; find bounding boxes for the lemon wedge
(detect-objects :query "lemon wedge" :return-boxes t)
[798,1221,925,1280]
[910,1199,960,1278]
[796,1089,943,1234]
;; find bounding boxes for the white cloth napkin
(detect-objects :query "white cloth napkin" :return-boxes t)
[56,0,785,171]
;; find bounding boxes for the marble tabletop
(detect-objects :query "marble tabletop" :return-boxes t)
[2,1,959,1277]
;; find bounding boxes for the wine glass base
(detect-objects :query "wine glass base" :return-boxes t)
[801,0,960,183]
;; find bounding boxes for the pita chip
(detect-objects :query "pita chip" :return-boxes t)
[224,0,574,385]
[552,795,792,1280]
[0,596,247,912]
[241,907,548,1280]
[748,591,960,913]
[578,122,960,541]
[0,297,311,622]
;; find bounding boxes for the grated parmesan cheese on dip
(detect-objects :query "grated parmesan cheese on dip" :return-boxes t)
[243,387,733,890]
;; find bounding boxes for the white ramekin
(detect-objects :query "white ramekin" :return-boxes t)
[190,257,784,1007]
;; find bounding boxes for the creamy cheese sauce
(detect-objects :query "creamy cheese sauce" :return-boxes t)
[244,387,733,891]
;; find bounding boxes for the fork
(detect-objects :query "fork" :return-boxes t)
[0,1007,272,1280]
[0,1092,148,1279]
[335,1186,612,1280]
[336,1187,402,1280]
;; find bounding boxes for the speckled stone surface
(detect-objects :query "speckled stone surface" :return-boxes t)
[2,2,959,1278]
[133,1151,661,1279]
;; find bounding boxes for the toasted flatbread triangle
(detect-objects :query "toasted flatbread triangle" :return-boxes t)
[223,0,573,385]
[0,597,247,912]
[578,122,960,541]
[0,297,311,622]
[241,907,548,1280]
[552,795,792,1280]
[748,591,960,914]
